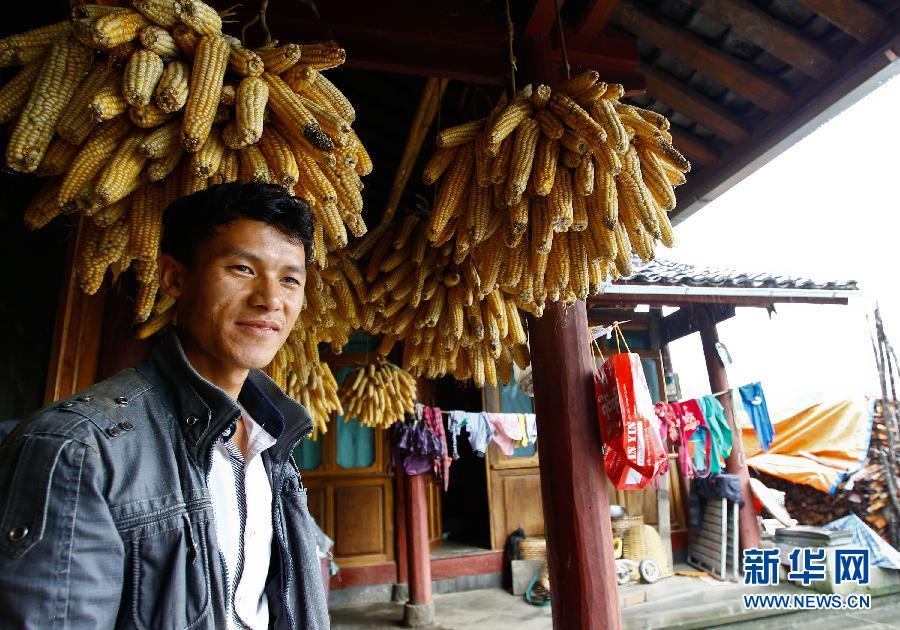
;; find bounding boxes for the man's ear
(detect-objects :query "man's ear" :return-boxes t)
[158,253,187,299]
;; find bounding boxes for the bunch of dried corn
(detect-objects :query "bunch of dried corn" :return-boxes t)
[423,72,689,312]
[353,215,530,387]
[2,1,370,325]
[338,359,417,429]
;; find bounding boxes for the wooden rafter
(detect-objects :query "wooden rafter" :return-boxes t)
[687,0,835,79]
[794,0,886,43]
[574,0,621,37]
[670,127,720,165]
[641,65,751,144]
[525,0,568,37]
[612,2,794,112]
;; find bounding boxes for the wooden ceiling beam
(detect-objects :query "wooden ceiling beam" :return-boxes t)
[687,0,835,79]
[612,2,794,112]
[574,0,621,37]
[794,0,886,43]
[525,0,568,37]
[641,65,751,144]
[669,127,721,165]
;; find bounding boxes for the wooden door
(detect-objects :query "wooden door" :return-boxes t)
[483,385,545,551]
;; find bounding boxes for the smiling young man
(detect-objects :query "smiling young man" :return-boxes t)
[0,182,329,629]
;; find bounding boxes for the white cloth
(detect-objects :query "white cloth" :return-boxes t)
[208,406,277,630]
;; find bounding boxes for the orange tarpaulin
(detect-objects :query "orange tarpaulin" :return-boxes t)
[741,398,873,494]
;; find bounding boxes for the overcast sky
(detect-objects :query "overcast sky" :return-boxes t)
[661,63,900,417]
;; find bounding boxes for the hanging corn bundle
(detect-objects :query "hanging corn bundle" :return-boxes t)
[338,359,417,429]
[1,1,371,328]
[423,72,689,314]
[349,214,531,387]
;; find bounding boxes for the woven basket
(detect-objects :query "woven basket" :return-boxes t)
[640,525,673,577]
[622,523,649,563]
[519,537,547,561]
[611,515,643,536]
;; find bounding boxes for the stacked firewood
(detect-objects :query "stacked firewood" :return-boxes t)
[754,401,899,544]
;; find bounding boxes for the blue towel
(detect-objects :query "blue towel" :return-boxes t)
[738,382,775,452]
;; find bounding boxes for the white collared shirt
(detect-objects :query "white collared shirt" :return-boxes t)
[208,405,277,630]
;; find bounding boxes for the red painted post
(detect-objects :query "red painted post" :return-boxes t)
[529,301,622,630]
[698,309,761,551]
[403,472,434,626]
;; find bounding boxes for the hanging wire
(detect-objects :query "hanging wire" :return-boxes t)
[553,0,571,80]
[503,0,518,97]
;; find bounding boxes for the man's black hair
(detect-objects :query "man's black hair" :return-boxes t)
[161,181,314,266]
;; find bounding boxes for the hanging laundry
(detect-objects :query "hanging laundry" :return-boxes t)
[698,395,733,475]
[524,413,537,446]
[467,412,494,457]
[423,405,452,491]
[514,414,529,449]
[487,413,524,456]
[738,382,775,452]
[448,410,477,460]
[394,419,442,476]
[653,402,677,476]
[670,399,709,479]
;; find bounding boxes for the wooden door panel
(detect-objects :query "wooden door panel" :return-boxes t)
[306,486,327,531]
[501,473,544,538]
[334,484,385,557]
[427,477,443,549]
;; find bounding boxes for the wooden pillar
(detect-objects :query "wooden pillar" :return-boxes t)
[698,308,761,551]
[530,302,622,630]
[403,472,434,626]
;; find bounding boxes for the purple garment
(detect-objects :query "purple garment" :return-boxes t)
[424,406,451,491]
[394,421,443,476]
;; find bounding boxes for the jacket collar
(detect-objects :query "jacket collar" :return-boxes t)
[145,327,313,466]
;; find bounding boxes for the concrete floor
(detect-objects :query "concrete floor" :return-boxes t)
[330,577,900,629]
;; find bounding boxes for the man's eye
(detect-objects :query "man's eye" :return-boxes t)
[282,277,301,285]
[232,265,253,274]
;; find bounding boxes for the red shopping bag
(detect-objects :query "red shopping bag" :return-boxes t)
[594,352,667,490]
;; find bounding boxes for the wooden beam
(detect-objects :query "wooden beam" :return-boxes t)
[660,304,735,344]
[687,0,835,79]
[612,2,794,112]
[794,0,886,43]
[525,0,567,37]
[575,0,621,36]
[588,293,851,307]
[670,127,720,165]
[698,308,761,552]
[641,65,751,144]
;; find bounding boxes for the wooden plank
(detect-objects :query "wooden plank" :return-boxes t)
[575,0,621,36]
[670,127,720,165]
[430,552,503,580]
[687,0,834,79]
[329,562,398,590]
[612,2,794,112]
[526,0,568,37]
[795,0,885,43]
[660,304,735,344]
[642,65,751,144]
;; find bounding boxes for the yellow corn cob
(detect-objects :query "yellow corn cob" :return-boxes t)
[504,117,539,205]
[558,69,600,96]
[191,127,225,176]
[140,26,179,59]
[547,229,570,292]
[217,148,238,183]
[57,63,114,143]
[263,71,332,151]
[140,118,181,158]
[422,146,457,186]
[126,52,167,106]
[535,108,565,140]
[560,148,580,169]
[603,83,625,100]
[650,136,691,173]
[0,21,71,66]
[298,94,350,145]
[59,117,132,207]
[572,80,608,108]
[617,104,671,144]
[594,140,622,176]
[23,179,64,230]
[354,132,373,176]
[305,69,355,123]
[258,127,299,187]
[560,129,588,155]
[89,9,149,50]
[437,118,484,148]
[586,199,617,262]
[171,23,199,58]
[549,92,607,152]
[532,84,551,109]
[0,59,42,124]
[509,197,529,236]
[529,243,549,295]
[488,134,513,185]
[133,0,181,27]
[592,99,628,155]
[297,41,346,71]
[613,223,633,277]
[530,136,558,197]
[572,192,588,233]
[427,144,473,241]
[569,231,589,299]
[575,154,595,196]
[181,34,229,152]
[530,196,553,254]
[6,37,93,173]
[654,199,675,248]
[638,147,677,211]
[295,148,336,203]
[134,259,159,323]
[221,120,245,149]
[231,76,267,146]
[181,159,208,196]
[548,167,574,233]
[94,129,149,207]
[473,130,493,188]
[128,182,164,260]
[258,43,302,74]
[486,91,532,153]
[226,39,264,77]
[239,144,272,182]
[92,197,129,228]
[154,60,190,113]
[89,82,128,123]
[147,147,183,181]
[468,183,491,245]
[174,0,222,35]
[36,138,78,177]
[129,103,175,128]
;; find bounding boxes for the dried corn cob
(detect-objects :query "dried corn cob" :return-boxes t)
[258,127,298,187]
[235,76,268,145]
[155,60,190,113]
[148,147,183,181]
[140,26,180,59]
[0,59,42,124]
[263,71,332,152]
[174,0,222,36]
[437,119,484,148]
[0,21,71,66]
[297,41,346,71]
[505,117,539,205]
[124,49,165,106]
[239,144,271,182]
[171,23,199,58]
[259,43,302,74]
[59,116,133,208]
[191,127,225,176]
[89,9,149,50]
[133,0,181,28]
[181,34,229,151]
[89,82,128,122]
[23,179,65,230]
[129,103,175,128]
[94,129,148,207]
[36,138,78,177]
[56,62,113,144]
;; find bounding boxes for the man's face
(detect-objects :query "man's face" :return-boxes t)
[159,218,306,373]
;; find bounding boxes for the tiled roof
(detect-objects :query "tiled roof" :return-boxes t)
[616,258,858,292]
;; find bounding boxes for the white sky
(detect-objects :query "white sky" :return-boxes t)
[662,63,900,417]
